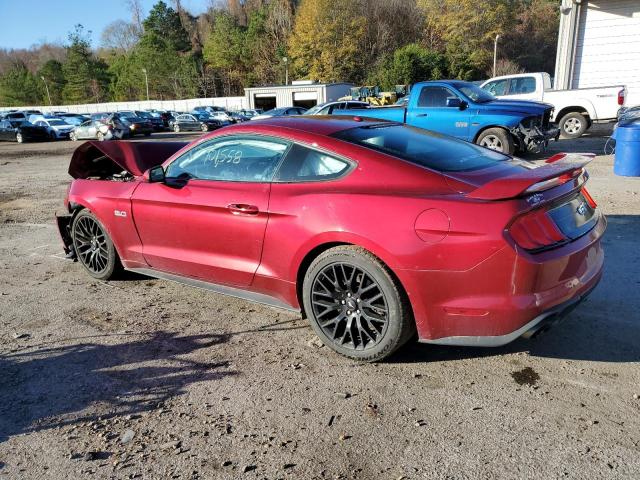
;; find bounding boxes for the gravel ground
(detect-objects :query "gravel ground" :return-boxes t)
[0,127,639,480]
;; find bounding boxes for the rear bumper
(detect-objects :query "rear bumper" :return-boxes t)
[404,214,606,346]
[420,279,598,347]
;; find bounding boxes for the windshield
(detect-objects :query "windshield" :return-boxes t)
[136,111,152,118]
[305,104,326,115]
[48,119,67,126]
[455,83,496,103]
[195,114,209,121]
[332,124,509,172]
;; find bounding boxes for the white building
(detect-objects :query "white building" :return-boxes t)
[555,0,640,106]
[244,81,354,111]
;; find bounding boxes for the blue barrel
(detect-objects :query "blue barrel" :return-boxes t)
[613,121,640,176]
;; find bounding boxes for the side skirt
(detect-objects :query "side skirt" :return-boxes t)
[127,267,300,313]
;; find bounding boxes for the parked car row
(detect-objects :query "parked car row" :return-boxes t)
[0,107,259,144]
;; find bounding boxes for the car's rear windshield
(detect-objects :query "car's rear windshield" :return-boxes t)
[331,124,509,172]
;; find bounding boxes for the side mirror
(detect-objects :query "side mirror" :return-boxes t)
[446,97,462,108]
[147,165,166,183]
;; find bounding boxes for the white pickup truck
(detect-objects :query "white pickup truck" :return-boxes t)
[480,72,626,139]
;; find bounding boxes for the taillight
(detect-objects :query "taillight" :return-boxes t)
[618,89,625,106]
[581,187,597,208]
[508,209,566,251]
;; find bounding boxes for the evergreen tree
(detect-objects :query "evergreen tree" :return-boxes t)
[0,61,41,106]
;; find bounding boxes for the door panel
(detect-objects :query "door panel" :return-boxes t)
[131,180,270,286]
[407,86,470,139]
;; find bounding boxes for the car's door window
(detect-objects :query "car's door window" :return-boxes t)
[166,136,289,182]
[274,144,351,182]
[417,86,458,107]
[483,79,508,96]
[509,77,536,94]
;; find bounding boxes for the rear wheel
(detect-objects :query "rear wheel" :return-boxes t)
[476,128,514,154]
[559,112,587,139]
[302,246,415,361]
[97,131,105,142]
[201,123,208,132]
[16,133,23,143]
[174,124,181,133]
[70,132,78,141]
[72,209,121,280]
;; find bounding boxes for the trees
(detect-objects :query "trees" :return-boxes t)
[0,0,562,108]
[288,0,367,83]
[0,61,41,106]
[62,25,109,103]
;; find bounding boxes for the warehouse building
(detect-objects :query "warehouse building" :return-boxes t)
[555,0,640,106]
[244,81,354,111]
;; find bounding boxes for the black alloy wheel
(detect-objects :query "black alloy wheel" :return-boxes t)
[303,246,415,361]
[311,262,389,350]
[72,210,120,280]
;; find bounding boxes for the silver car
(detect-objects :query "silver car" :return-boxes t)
[70,120,112,141]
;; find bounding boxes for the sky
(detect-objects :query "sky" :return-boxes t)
[0,0,211,49]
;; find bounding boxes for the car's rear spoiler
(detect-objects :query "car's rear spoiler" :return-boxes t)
[69,140,188,179]
[467,153,594,200]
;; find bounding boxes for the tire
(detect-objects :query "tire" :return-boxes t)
[174,124,180,133]
[70,132,78,141]
[97,131,105,142]
[71,209,121,281]
[16,133,23,143]
[302,246,415,361]
[476,128,514,154]
[558,112,587,139]
[201,123,208,132]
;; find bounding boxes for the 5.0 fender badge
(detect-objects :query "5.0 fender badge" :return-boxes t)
[114,210,127,218]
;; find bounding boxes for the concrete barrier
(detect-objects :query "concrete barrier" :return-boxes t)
[0,96,248,115]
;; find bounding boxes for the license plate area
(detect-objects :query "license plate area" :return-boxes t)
[547,191,597,240]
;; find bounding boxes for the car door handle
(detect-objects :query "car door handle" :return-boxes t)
[228,204,259,215]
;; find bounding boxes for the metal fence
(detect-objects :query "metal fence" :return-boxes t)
[0,96,248,115]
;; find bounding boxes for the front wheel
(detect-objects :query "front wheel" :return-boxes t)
[174,124,180,133]
[97,131,105,142]
[70,132,78,141]
[476,128,514,154]
[201,123,208,132]
[16,133,23,143]
[71,209,121,280]
[302,246,415,361]
[559,112,587,139]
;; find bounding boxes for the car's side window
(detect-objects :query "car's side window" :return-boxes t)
[484,79,508,96]
[417,86,458,108]
[509,77,536,94]
[274,143,351,182]
[166,136,289,182]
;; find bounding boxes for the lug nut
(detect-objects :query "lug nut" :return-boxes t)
[356,309,360,314]
[347,310,351,315]
[341,300,346,304]
[347,293,351,297]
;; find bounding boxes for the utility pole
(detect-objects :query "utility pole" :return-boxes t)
[40,76,52,106]
[493,34,501,77]
[142,68,150,101]
[283,57,288,85]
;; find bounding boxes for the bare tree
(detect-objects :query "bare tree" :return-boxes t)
[100,20,141,52]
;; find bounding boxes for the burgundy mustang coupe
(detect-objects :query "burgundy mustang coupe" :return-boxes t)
[57,116,605,361]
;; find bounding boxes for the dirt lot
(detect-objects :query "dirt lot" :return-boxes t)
[1,127,639,480]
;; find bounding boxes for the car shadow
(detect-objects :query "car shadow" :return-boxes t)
[392,214,640,364]
[0,331,236,443]
[528,124,614,160]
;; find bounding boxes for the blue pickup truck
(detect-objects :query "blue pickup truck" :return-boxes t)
[332,80,560,155]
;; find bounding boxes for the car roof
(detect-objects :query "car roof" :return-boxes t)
[229,115,392,136]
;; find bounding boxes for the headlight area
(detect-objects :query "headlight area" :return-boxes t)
[510,115,558,153]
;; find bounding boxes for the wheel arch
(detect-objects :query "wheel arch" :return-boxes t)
[555,106,591,125]
[293,238,415,324]
[472,124,512,144]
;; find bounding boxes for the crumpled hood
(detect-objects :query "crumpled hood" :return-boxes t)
[69,140,188,179]
[480,99,553,116]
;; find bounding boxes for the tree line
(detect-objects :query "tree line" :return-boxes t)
[0,0,559,107]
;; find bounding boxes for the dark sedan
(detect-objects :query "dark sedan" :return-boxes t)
[170,113,222,132]
[113,112,154,137]
[0,119,49,143]
[135,110,165,131]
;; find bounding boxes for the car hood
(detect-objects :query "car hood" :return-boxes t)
[69,140,188,179]
[478,99,553,116]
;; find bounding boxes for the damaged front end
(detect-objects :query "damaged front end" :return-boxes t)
[511,110,560,153]
[56,140,189,260]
